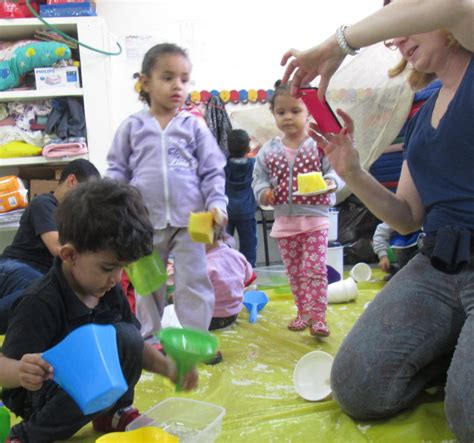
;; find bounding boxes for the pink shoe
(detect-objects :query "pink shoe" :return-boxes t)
[310,320,330,337]
[288,316,310,331]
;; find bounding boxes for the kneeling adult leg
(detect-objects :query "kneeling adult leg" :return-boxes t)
[444,262,474,442]
[331,254,465,419]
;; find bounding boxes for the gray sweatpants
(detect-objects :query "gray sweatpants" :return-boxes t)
[136,227,215,338]
[331,253,474,442]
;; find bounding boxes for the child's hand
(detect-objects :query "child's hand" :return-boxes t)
[166,359,199,391]
[19,354,53,391]
[324,178,337,192]
[210,208,228,227]
[379,256,391,272]
[261,189,274,206]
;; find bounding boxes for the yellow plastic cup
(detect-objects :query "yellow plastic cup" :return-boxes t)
[124,251,167,296]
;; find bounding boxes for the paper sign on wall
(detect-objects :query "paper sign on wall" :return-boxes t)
[125,35,154,60]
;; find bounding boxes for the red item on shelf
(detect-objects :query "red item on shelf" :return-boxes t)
[47,0,90,3]
[0,0,39,18]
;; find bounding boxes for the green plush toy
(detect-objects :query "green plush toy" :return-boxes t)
[0,40,71,91]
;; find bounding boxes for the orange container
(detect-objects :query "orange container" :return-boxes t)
[0,176,28,213]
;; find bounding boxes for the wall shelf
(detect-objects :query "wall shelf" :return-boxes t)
[0,88,83,102]
[0,154,89,167]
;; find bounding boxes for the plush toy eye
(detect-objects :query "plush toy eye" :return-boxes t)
[25,47,36,57]
[55,47,67,57]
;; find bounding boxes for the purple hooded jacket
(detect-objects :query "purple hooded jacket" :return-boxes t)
[107,109,228,229]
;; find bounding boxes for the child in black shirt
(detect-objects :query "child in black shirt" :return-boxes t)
[0,179,198,441]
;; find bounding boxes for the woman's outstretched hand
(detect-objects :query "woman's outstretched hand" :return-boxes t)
[280,36,347,98]
[308,108,361,179]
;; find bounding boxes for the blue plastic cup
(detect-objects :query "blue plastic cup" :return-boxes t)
[42,324,128,415]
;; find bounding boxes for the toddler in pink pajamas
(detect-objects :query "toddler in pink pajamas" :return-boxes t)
[252,81,343,337]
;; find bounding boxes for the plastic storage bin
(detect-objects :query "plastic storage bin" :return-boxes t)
[327,242,344,281]
[126,398,225,443]
[255,265,289,287]
[328,209,338,241]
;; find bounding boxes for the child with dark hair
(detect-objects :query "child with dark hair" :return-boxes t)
[253,81,344,338]
[0,158,100,333]
[0,179,198,441]
[107,43,228,340]
[225,129,257,267]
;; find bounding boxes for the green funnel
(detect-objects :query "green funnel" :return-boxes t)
[158,328,218,391]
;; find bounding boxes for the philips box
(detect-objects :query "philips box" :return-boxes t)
[34,66,80,89]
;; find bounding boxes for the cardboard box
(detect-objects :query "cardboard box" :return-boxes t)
[34,66,80,90]
[29,180,58,199]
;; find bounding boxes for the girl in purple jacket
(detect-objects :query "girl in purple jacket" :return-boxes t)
[107,44,228,339]
[252,81,343,338]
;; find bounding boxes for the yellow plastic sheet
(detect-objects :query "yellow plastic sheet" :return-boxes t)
[11,270,456,442]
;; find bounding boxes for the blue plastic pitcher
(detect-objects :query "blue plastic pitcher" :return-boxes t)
[43,324,128,415]
[243,291,269,323]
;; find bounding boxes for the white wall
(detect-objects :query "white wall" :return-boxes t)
[94,0,381,166]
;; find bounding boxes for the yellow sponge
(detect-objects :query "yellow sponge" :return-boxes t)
[188,211,214,244]
[297,172,327,194]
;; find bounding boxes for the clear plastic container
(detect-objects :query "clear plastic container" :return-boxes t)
[126,398,225,443]
[254,265,289,287]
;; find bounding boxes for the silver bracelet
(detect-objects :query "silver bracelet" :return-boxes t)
[335,25,359,56]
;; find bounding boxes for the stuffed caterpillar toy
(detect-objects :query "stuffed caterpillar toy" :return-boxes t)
[0,40,71,91]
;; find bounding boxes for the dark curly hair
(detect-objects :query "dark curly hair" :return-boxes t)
[56,179,154,263]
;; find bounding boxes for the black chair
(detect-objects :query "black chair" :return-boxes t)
[256,207,274,266]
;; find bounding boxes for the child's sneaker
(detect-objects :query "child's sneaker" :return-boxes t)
[310,320,330,338]
[6,439,22,443]
[92,406,140,433]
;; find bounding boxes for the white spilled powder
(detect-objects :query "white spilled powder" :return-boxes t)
[138,372,154,383]
[253,363,274,373]
[232,379,253,386]
[357,424,371,433]
[338,306,348,311]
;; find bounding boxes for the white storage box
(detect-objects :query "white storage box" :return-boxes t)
[34,66,80,89]
[126,398,225,443]
[255,265,289,287]
[327,243,344,281]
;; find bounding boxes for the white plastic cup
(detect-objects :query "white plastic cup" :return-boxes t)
[293,351,333,401]
[349,262,372,282]
[327,277,358,304]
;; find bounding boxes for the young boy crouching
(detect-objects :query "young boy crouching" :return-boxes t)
[0,179,198,442]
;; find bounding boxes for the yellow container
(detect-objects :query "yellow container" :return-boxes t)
[0,176,28,213]
[95,426,178,442]
[188,211,214,244]
[297,172,327,194]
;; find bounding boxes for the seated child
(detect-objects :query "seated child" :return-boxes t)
[372,221,422,281]
[206,234,254,331]
[0,179,198,442]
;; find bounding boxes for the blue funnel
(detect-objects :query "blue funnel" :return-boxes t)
[243,291,269,323]
[43,324,128,415]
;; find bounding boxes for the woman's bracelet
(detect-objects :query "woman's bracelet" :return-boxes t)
[335,25,359,56]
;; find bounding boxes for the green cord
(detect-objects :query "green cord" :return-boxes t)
[25,0,122,56]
